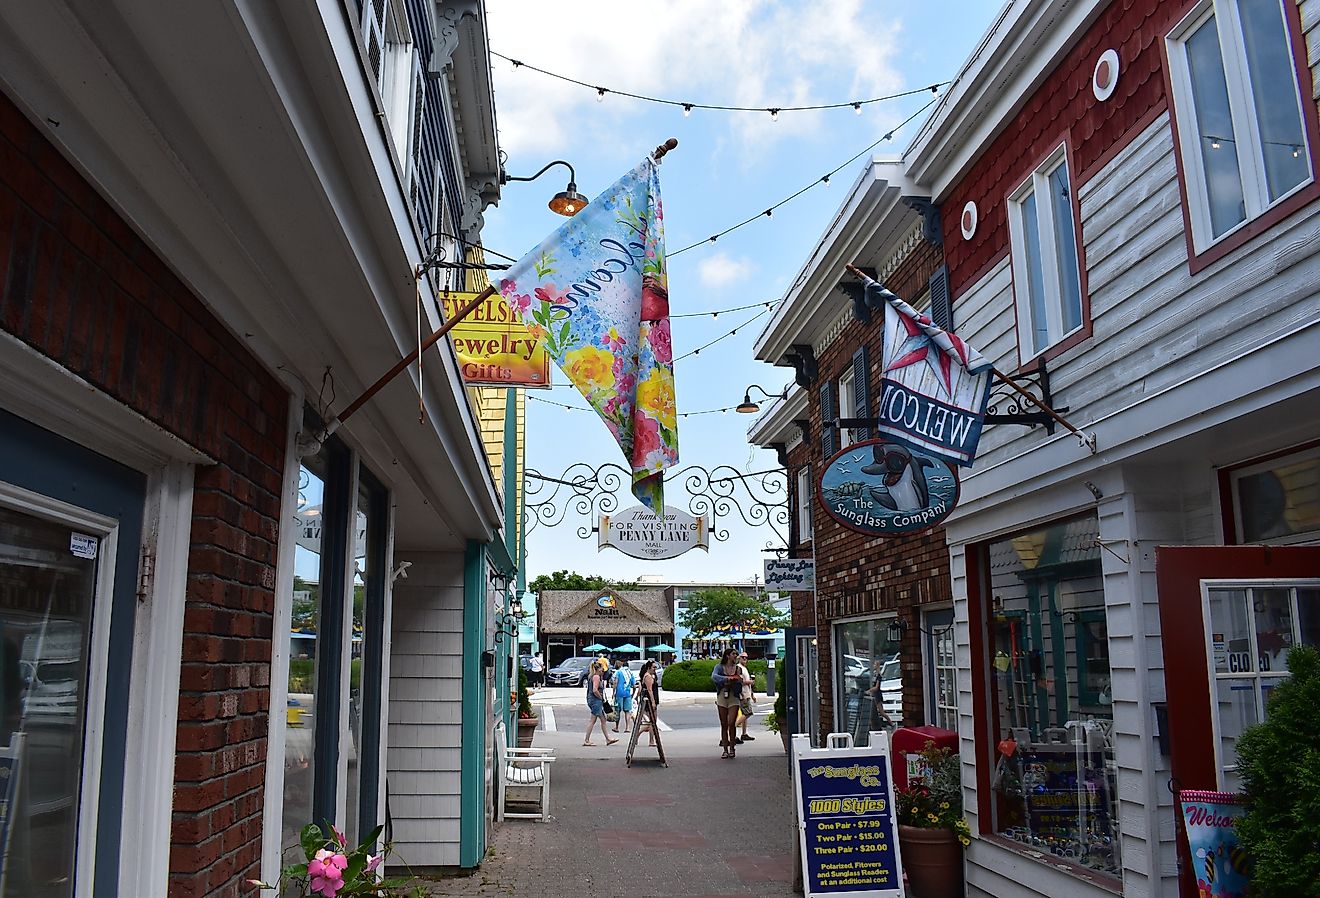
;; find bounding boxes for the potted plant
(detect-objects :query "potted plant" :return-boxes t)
[895,742,970,898]
[515,666,538,748]
[1235,644,1320,894]
[764,689,790,753]
[249,822,427,896]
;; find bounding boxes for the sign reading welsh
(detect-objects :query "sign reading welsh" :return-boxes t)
[440,290,552,388]
[818,439,959,537]
[765,558,815,592]
[598,505,710,560]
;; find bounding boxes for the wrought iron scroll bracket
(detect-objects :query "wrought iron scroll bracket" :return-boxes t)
[983,359,1066,435]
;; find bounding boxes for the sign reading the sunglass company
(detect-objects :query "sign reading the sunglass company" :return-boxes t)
[817,439,959,537]
[598,505,710,560]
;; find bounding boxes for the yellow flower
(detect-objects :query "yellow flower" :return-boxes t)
[939,802,950,809]
[636,368,676,429]
[959,837,970,847]
[927,813,938,822]
[563,345,615,392]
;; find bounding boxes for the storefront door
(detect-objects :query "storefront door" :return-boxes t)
[1156,545,1320,897]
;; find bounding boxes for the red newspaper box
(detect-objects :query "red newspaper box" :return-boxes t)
[891,725,957,793]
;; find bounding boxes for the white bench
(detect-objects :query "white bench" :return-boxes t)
[494,733,555,822]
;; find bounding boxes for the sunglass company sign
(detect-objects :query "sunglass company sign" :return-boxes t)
[818,439,959,537]
[598,505,711,560]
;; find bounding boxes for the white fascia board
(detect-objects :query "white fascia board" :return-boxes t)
[753,157,917,364]
[443,1,502,199]
[746,387,808,447]
[902,0,1108,200]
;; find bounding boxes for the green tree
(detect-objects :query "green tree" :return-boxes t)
[528,570,640,592]
[1236,644,1320,896]
[677,587,789,639]
[291,576,318,630]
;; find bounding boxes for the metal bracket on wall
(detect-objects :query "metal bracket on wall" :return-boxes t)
[983,359,1066,435]
[784,345,817,387]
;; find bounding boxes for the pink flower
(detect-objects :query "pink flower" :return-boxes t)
[507,291,532,316]
[310,874,341,898]
[308,849,333,878]
[365,853,383,873]
[498,278,517,297]
[647,319,672,364]
[600,327,626,352]
[535,283,570,306]
[332,827,347,848]
[327,853,348,871]
[631,416,662,468]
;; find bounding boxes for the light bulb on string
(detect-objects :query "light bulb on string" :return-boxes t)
[596,87,606,103]
[821,175,831,187]
[853,102,862,115]
[769,108,779,122]
[683,104,692,117]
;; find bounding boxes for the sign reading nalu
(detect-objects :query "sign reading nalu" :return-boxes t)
[764,558,815,591]
[598,505,710,560]
[818,439,959,537]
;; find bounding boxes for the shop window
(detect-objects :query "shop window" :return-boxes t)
[1167,0,1313,250]
[1205,582,1320,789]
[833,616,903,746]
[983,514,1120,876]
[925,608,957,732]
[1007,145,1084,360]
[1229,445,1320,544]
[796,466,813,543]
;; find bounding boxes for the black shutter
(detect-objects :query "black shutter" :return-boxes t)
[930,264,952,331]
[820,381,837,459]
[852,345,871,442]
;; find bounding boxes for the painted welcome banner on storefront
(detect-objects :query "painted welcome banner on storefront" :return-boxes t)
[874,380,986,467]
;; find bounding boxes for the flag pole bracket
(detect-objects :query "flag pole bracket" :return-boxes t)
[984,359,1064,433]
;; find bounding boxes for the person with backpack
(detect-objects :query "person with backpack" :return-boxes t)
[611,659,636,734]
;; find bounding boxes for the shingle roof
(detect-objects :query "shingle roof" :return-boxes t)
[537,588,673,634]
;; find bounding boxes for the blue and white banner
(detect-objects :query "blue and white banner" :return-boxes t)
[867,281,991,467]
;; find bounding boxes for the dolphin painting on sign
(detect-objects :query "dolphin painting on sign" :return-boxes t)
[818,439,960,537]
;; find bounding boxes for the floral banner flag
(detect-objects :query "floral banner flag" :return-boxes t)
[498,157,676,512]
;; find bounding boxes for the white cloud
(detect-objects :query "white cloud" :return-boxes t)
[696,252,755,289]
[486,0,906,160]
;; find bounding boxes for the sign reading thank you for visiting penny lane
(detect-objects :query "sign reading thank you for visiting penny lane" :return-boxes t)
[818,439,959,537]
[598,505,710,560]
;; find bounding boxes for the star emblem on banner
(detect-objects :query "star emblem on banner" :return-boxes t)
[885,311,954,398]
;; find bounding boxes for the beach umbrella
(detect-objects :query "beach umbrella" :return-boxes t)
[583,642,608,651]
[647,643,677,653]
[613,643,643,653]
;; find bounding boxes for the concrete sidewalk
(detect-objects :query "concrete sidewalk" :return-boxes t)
[419,693,801,897]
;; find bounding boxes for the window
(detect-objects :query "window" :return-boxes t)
[1205,582,1320,789]
[925,608,957,732]
[981,514,1120,877]
[360,0,418,162]
[833,617,903,746]
[1007,147,1084,359]
[1229,445,1320,544]
[1168,0,1313,249]
[837,367,857,448]
[796,466,813,543]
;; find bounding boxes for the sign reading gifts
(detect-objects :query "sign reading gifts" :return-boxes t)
[440,291,551,388]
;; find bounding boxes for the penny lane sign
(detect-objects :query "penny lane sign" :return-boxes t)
[598,505,711,560]
[818,439,959,537]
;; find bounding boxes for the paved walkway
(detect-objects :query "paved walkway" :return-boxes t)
[422,691,801,898]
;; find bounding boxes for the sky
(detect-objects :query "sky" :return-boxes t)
[480,0,1005,587]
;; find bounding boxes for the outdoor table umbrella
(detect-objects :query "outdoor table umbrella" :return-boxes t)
[613,643,643,653]
[647,643,677,653]
[583,643,609,651]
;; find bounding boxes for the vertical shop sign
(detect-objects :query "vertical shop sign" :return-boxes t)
[791,733,905,897]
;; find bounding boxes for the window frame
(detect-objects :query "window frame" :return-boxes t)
[837,366,857,448]
[1006,142,1088,364]
[830,613,902,746]
[796,465,813,544]
[923,606,957,732]
[1166,0,1316,254]
[1226,442,1320,546]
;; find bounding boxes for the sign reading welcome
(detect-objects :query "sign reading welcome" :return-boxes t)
[598,505,709,560]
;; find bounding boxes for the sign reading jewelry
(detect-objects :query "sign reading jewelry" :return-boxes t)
[764,558,816,591]
[440,290,552,388]
[818,440,959,537]
[598,505,710,560]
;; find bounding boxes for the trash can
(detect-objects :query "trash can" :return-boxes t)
[891,725,957,793]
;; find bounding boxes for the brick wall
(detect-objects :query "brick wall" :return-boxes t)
[792,239,953,736]
[0,89,286,898]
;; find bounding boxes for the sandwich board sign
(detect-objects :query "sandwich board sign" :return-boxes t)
[791,732,904,897]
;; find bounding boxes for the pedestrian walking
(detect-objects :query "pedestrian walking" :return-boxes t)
[583,660,619,747]
[611,659,636,734]
[711,648,744,758]
[528,652,544,687]
[637,659,662,747]
[735,651,757,744]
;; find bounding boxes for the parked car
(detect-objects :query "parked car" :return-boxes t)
[545,656,596,686]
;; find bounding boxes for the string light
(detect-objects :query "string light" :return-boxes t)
[596,87,607,103]
[674,307,773,362]
[670,95,940,257]
[529,394,744,418]
[683,103,692,117]
[769,108,780,122]
[492,50,949,116]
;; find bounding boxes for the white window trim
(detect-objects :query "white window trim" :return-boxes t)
[921,606,958,733]
[1229,443,1320,545]
[1007,143,1083,362]
[1166,0,1315,252]
[830,612,898,736]
[797,466,813,542]
[837,367,857,448]
[1200,578,1320,788]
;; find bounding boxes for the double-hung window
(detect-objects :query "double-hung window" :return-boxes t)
[1167,0,1313,250]
[796,466,813,543]
[1007,146,1085,361]
[837,367,857,448]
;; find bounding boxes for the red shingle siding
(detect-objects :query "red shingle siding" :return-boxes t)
[803,241,952,735]
[0,89,285,898]
[942,0,1178,300]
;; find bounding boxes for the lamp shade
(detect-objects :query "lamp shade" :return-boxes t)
[548,186,587,216]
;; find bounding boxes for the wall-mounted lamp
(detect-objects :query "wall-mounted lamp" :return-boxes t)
[736,384,790,414]
[495,593,525,642]
[886,618,908,642]
[501,160,587,216]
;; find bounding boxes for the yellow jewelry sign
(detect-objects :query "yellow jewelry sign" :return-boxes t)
[440,290,551,388]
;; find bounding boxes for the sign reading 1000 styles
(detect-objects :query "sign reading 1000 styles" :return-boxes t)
[792,734,904,897]
[818,438,959,537]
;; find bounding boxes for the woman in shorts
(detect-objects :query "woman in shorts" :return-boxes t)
[710,648,744,758]
[583,660,619,747]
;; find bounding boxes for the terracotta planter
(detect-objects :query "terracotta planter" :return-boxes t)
[898,824,964,898]
[516,716,538,748]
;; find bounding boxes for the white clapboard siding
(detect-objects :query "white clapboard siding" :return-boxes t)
[1304,0,1320,99]
[386,552,468,867]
